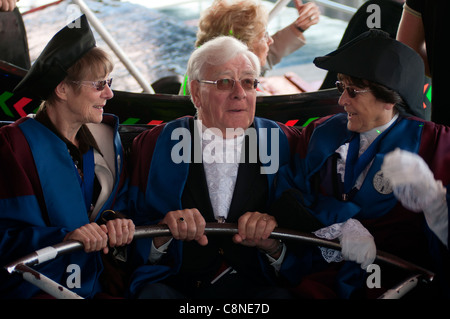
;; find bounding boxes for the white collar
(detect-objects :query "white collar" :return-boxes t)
[360,113,399,145]
[195,120,245,164]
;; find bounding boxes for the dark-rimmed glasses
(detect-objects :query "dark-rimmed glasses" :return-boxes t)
[198,78,259,91]
[72,78,113,91]
[336,81,371,98]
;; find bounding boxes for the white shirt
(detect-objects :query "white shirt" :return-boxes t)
[336,114,399,189]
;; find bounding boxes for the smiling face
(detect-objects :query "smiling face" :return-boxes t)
[338,79,395,133]
[42,47,115,143]
[45,74,114,143]
[64,76,114,125]
[190,54,258,137]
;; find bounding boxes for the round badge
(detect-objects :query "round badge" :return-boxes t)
[373,170,393,194]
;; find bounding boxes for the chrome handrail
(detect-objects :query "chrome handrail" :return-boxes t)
[5,223,435,299]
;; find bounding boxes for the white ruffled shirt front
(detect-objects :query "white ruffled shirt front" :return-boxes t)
[201,124,244,222]
[149,121,286,270]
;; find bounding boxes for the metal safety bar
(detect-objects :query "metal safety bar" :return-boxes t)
[268,0,292,21]
[314,0,357,15]
[5,223,435,299]
[377,274,422,299]
[72,0,155,93]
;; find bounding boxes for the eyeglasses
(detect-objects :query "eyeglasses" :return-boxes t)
[335,81,371,98]
[72,78,113,91]
[198,78,259,91]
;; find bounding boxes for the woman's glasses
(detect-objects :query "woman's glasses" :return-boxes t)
[72,78,113,91]
[335,81,371,98]
[198,78,259,91]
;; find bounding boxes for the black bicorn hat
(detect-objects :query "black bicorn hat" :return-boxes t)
[313,30,424,116]
[14,15,96,100]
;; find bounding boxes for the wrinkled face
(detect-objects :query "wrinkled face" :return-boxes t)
[64,75,114,125]
[248,30,273,68]
[191,54,258,137]
[338,80,395,133]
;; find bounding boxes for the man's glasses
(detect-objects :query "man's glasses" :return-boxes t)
[198,78,259,91]
[335,81,371,98]
[72,78,113,91]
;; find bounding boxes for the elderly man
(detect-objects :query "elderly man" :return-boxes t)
[276,30,450,299]
[126,36,303,299]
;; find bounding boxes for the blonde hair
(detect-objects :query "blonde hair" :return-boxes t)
[196,0,268,48]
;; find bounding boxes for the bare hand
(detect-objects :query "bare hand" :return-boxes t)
[233,212,278,251]
[154,208,208,248]
[294,0,321,32]
[0,0,18,12]
[105,218,135,249]
[64,222,109,254]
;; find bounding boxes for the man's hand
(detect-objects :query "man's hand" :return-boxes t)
[154,208,208,248]
[233,212,280,257]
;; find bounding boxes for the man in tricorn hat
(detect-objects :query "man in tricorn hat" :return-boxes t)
[275,30,450,299]
[0,15,133,299]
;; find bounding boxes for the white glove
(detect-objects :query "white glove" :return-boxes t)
[382,148,448,247]
[314,218,376,269]
[381,148,442,211]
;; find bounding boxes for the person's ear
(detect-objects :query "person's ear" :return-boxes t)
[190,80,202,109]
[384,102,395,111]
[54,81,70,101]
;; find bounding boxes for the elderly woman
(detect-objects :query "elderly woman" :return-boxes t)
[0,15,134,299]
[275,30,450,298]
[180,0,320,95]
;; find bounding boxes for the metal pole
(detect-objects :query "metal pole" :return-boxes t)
[377,275,421,299]
[72,0,155,93]
[268,0,292,22]
[6,223,435,282]
[4,224,435,299]
[313,0,357,15]
[16,264,83,299]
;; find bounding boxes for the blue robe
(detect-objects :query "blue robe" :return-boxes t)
[0,114,127,299]
[277,113,450,298]
[126,116,301,297]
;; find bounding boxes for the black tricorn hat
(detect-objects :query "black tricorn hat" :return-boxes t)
[314,30,424,116]
[14,15,96,100]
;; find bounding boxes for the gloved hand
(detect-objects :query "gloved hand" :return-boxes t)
[314,218,376,269]
[381,148,444,212]
[339,219,377,269]
[382,148,448,247]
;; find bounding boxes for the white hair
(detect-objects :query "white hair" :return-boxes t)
[186,36,261,95]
